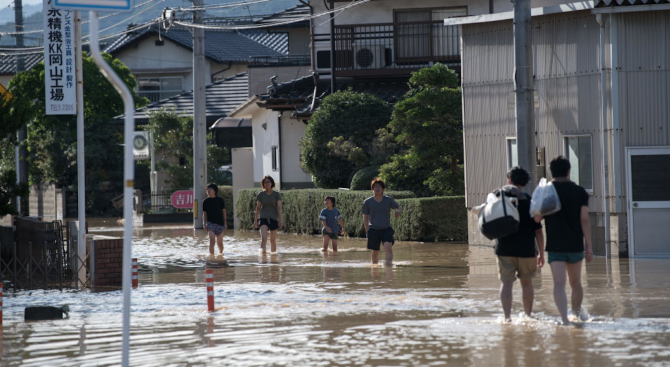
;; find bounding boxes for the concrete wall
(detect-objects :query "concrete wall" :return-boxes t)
[280,115,313,189]
[29,184,65,222]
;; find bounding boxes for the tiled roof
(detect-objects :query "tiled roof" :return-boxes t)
[257,75,410,119]
[104,24,287,63]
[113,72,249,125]
[0,52,44,74]
[256,3,310,28]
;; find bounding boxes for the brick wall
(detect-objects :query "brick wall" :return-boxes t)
[92,238,123,289]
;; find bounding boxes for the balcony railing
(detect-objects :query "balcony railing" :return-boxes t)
[249,54,312,66]
[333,20,461,77]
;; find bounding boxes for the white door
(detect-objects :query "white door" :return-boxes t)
[626,147,670,257]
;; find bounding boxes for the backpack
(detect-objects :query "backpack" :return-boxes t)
[478,190,520,240]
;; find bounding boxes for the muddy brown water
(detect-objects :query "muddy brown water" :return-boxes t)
[2,218,670,366]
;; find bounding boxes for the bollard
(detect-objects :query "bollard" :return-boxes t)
[131,258,138,289]
[206,269,214,312]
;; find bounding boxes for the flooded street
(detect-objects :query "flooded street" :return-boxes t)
[3,219,670,366]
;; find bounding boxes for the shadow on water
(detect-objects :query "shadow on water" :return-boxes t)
[3,219,670,366]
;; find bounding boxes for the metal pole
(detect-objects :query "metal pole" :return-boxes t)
[329,0,336,94]
[597,14,611,258]
[75,11,87,288]
[192,0,206,229]
[150,131,156,195]
[512,0,537,193]
[14,0,28,216]
[88,13,134,367]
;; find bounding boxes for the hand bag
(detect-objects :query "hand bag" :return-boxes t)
[478,190,520,240]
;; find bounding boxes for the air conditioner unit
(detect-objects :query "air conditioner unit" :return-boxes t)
[353,44,386,70]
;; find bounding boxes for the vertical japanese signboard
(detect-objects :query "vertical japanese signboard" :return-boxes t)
[43,0,76,115]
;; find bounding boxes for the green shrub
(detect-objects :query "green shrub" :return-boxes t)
[218,186,234,228]
[350,166,380,191]
[236,189,466,241]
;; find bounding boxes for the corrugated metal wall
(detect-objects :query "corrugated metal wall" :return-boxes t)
[462,11,605,211]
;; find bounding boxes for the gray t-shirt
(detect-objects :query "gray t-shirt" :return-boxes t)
[361,195,399,230]
[320,208,343,233]
[257,190,282,221]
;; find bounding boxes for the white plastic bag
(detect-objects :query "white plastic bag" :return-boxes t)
[530,178,561,216]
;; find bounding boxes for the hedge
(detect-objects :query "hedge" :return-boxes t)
[236,188,466,242]
[218,186,234,228]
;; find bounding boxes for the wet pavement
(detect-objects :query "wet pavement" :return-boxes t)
[2,219,670,366]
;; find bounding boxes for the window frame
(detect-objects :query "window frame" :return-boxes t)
[136,75,184,102]
[506,137,518,169]
[563,134,594,193]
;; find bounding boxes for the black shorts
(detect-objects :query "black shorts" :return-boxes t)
[258,218,279,231]
[367,228,395,251]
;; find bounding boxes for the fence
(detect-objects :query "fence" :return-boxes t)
[0,217,88,290]
[142,192,192,214]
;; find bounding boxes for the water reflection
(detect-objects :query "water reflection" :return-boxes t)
[2,220,670,366]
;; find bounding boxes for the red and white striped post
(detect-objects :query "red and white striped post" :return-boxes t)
[131,258,138,289]
[206,269,214,312]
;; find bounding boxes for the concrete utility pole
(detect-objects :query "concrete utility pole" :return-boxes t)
[14,0,28,216]
[512,0,537,192]
[192,0,206,229]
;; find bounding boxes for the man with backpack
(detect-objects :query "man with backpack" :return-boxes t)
[495,166,545,322]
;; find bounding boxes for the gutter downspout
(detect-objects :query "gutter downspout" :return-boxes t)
[299,0,316,73]
[328,0,336,94]
[597,14,611,259]
[610,15,622,214]
[277,112,283,190]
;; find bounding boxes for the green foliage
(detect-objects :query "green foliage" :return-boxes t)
[300,90,392,188]
[379,63,465,197]
[349,165,380,191]
[391,196,467,241]
[147,108,229,190]
[0,169,29,217]
[235,188,466,241]
[236,188,415,236]
[0,90,34,142]
[7,53,149,215]
[218,186,234,228]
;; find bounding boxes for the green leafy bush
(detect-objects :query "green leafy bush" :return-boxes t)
[349,166,381,191]
[299,90,392,188]
[236,189,466,241]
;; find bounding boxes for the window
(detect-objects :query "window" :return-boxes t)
[272,146,278,171]
[507,138,518,168]
[137,76,183,102]
[564,135,593,191]
[394,7,466,61]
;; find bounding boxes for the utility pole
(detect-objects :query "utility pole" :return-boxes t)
[14,0,28,216]
[192,0,206,229]
[512,0,537,192]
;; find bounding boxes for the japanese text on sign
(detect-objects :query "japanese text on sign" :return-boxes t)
[43,0,76,115]
[171,190,194,209]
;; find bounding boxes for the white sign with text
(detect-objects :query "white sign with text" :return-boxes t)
[43,0,76,115]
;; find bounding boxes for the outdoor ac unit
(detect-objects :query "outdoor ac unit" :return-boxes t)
[353,44,386,69]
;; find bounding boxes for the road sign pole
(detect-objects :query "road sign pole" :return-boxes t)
[89,12,135,367]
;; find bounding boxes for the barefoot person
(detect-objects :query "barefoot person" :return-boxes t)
[495,166,545,321]
[534,155,593,324]
[320,196,345,252]
[202,183,227,255]
[362,178,401,266]
[254,175,283,253]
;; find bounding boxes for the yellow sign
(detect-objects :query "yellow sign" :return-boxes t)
[0,82,13,106]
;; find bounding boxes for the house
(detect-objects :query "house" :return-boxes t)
[444,1,670,257]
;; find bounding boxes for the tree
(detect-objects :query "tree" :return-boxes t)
[300,90,392,188]
[8,52,149,215]
[379,63,464,196]
[147,108,228,191]
[0,170,28,217]
[0,91,33,216]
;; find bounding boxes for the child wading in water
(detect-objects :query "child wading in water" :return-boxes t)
[319,196,345,252]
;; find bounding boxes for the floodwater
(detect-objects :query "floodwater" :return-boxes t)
[3,219,670,366]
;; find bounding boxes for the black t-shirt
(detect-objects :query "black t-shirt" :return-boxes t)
[495,192,542,257]
[202,196,226,225]
[544,181,589,253]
